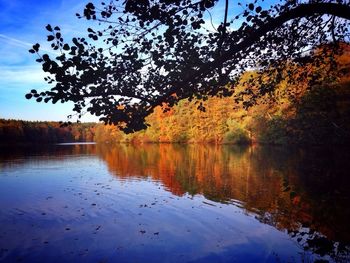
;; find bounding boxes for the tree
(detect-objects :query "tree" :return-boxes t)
[26,0,350,133]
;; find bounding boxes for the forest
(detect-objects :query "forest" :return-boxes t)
[95,44,350,145]
[3,44,349,145]
[0,119,95,144]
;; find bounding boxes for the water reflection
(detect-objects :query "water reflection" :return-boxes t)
[0,143,349,262]
[97,144,350,260]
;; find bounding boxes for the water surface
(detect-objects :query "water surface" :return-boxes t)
[0,144,349,262]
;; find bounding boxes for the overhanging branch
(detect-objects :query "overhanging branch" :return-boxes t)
[160,2,350,102]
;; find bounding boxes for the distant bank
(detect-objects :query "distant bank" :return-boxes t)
[0,119,96,145]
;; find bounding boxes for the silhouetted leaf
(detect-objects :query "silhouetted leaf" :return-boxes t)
[47,35,55,41]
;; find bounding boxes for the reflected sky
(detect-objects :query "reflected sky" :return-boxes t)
[0,144,349,262]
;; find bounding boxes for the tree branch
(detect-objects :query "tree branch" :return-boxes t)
[215,3,350,74]
[157,2,350,106]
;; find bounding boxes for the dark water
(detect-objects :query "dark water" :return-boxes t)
[0,144,349,263]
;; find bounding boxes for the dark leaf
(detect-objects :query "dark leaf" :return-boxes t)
[46,24,53,32]
[47,35,55,41]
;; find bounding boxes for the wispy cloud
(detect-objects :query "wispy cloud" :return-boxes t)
[0,65,46,87]
[0,0,99,121]
[0,33,32,48]
[0,34,59,55]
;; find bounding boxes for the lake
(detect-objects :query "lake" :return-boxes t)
[0,143,349,262]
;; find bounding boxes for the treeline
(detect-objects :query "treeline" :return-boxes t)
[3,45,349,146]
[95,45,350,145]
[0,119,95,144]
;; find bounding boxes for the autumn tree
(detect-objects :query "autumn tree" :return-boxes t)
[26,0,350,133]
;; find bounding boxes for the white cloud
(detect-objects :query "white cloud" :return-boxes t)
[0,65,46,88]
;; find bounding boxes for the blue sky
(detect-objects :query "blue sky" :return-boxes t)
[0,0,96,121]
[0,0,273,122]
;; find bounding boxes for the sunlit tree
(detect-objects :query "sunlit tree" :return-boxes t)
[26,0,350,132]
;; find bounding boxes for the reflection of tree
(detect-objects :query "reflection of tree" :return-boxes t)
[96,143,350,260]
[247,146,350,261]
[97,144,186,195]
[0,144,97,173]
[290,230,350,262]
[258,147,350,242]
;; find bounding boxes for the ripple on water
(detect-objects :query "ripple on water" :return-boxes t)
[1,144,349,263]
